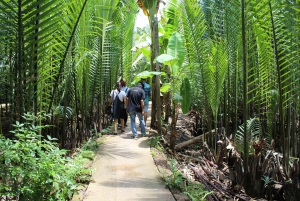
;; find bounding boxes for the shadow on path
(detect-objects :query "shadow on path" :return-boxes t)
[82,102,175,201]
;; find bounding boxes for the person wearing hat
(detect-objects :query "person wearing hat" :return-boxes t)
[126,82,146,139]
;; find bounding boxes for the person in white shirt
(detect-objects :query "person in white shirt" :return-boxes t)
[110,82,126,135]
[120,78,129,127]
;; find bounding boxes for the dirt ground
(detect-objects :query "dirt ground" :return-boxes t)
[150,111,254,201]
[150,145,190,201]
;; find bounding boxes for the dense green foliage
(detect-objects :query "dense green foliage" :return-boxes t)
[0,113,92,200]
[0,0,138,150]
[1,0,300,198]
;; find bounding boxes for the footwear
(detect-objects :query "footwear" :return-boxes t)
[118,125,121,128]
[121,130,125,133]
[142,134,146,137]
[134,136,138,140]
[114,132,118,135]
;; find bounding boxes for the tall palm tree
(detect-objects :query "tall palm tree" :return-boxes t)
[0,0,137,149]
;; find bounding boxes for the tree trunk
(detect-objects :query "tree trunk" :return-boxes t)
[150,17,161,134]
[154,17,161,134]
[175,128,220,151]
[17,0,24,122]
[164,66,172,123]
[34,1,39,118]
[241,0,250,194]
[170,101,176,150]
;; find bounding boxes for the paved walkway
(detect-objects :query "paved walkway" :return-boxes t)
[83,103,175,201]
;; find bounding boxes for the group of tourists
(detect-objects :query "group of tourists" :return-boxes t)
[110,78,151,139]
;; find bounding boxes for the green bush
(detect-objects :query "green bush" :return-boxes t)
[148,135,163,151]
[163,159,184,189]
[80,150,95,160]
[82,140,99,152]
[100,126,112,135]
[0,113,90,200]
[184,182,213,201]
[163,158,212,201]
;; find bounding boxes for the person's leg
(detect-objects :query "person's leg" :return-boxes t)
[143,104,149,126]
[129,112,138,137]
[124,109,128,126]
[120,108,126,132]
[113,118,118,135]
[120,118,125,132]
[137,112,146,135]
[118,117,121,128]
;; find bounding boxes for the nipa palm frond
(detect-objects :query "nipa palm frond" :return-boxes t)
[180,0,207,112]
[203,40,228,119]
[235,117,262,154]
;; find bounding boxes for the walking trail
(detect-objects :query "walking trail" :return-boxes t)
[83,102,175,201]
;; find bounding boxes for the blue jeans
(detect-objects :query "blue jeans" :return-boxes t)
[129,111,146,137]
[144,104,149,112]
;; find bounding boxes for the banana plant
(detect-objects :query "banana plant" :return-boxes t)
[131,70,166,85]
[155,32,191,150]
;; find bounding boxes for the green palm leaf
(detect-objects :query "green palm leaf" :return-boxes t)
[180,77,191,114]
[203,40,228,119]
[180,0,207,113]
[235,117,262,154]
[0,0,63,121]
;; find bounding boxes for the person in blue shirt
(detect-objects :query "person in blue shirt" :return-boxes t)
[126,82,146,139]
[141,78,151,127]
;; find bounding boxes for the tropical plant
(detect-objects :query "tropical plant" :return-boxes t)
[184,182,213,201]
[0,0,137,150]
[136,0,165,133]
[261,175,275,188]
[155,32,192,150]
[148,134,163,151]
[163,159,184,189]
[235,117,262,155]
[0,114,91,200]
[131,70,165,85]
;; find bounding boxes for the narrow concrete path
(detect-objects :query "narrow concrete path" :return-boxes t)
[83,103,175,201]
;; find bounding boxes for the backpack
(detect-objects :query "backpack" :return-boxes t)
[123,86,129,94]
[112,90,124,118]
[143,83,151,105]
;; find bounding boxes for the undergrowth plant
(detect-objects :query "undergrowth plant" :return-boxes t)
[148,135,163,151]
[99,126,113,137]
[163,158,212,201]
[0,112,91,200]
[163,159,184,189]
[82,141,99,152]
[184,182,213,201]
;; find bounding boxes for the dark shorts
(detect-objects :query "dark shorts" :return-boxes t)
[120,108,127,119]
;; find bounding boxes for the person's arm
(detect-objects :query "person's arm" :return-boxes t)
[125,91,129,108]
[122,92,127,107]
[141,99,144,115]
[124,97,128,107]
[110,91,113,105]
